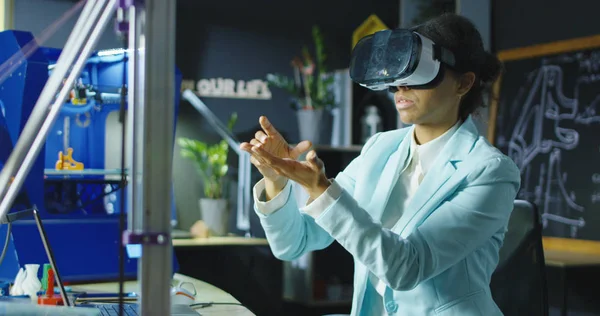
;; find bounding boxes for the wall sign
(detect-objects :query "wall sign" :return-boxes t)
[181,78,272,100]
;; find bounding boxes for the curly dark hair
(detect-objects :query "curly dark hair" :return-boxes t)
[414,13,503,121]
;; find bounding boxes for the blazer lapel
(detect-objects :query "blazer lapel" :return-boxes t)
[368,127,414,222]
[394,160,457,236]
[393,117,480,236]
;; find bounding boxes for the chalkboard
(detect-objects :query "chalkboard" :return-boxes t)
[489,35,600,242]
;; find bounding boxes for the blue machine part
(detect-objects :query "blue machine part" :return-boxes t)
[0,30,182,282]
[7,218,179,283]
[0,30,48,211]
[41,47,181,222]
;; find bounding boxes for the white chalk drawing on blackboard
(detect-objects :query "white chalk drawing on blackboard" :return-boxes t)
[575,94,600,124]
[506,64,600,238]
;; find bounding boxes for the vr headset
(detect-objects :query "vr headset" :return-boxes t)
[349,28,458,91]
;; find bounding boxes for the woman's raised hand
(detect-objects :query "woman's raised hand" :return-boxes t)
[240,116,312,182]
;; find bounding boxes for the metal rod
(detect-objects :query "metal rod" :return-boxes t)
[0,0,114,218]
[0,0,88,88]
[237,153,251,231]
[0,0,117,217]
[182,89,243,155]
[126,3,139,232]
[0,0,104,206]
[182,90,251,231]
[129,1,175,315]
[33,209,70,307]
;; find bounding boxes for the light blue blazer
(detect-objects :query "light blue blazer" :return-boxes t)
[255,116,521,315]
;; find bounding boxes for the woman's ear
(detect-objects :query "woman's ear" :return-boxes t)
[456,72,476,97]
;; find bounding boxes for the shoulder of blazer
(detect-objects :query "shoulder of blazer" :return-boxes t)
[467,135,514,163]
[460,135,521,182]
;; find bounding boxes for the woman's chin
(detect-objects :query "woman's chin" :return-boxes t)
[397,112,417,125]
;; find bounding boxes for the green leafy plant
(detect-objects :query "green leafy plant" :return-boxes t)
[266,25,336,111]
[177,113,238,199]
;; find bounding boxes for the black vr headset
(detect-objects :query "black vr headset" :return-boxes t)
[349,28,458,91]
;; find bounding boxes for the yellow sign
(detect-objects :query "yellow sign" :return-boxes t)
[352,14,389,49]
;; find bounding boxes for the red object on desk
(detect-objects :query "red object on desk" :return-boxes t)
[37,269,63,306]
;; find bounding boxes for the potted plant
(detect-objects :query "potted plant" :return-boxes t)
[266,25,336,144]
[177,113,237,236]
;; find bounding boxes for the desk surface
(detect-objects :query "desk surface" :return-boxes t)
[173,236,268,247]
[71,273,255,315]
[544,249,600,267]
[543,237,600,267]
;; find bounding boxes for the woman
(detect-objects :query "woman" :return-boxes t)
[241,13,520,316]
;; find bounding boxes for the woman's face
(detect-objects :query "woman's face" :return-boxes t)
[393,70,475,126]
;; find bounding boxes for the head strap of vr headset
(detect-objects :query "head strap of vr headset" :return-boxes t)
[434,44,457,70]
[408,25,459,71]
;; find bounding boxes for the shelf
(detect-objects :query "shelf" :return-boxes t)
[307,299,352,307]
[283,297,352,307]
[314,145,363,152]
[173,236,269,247]
[44,168,128,182]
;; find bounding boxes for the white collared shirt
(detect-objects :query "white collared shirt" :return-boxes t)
[253,121,461,313]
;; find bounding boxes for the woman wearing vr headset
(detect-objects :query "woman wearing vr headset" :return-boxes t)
[241,13,518,316]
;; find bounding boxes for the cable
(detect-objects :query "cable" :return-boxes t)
[117,36,128,316]
[0,222,12,268]
[189,302,244,309]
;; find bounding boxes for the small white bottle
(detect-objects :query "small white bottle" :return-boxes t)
[361,105,382,144]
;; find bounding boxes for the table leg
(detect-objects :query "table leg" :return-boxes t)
[562,268,568,316]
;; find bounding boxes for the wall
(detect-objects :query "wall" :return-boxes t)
[13,0,121,50]
[493,0,600,51]
[173,0,398,234]
[493,1,600,315]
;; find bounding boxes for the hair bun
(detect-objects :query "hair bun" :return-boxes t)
[479,52,503,83]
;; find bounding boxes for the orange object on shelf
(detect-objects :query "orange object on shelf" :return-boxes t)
[55,148,84,170]
[37,269,63,306]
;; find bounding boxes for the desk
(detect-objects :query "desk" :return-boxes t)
[71,273,255,315]
[545,249,600,267]
[543,238,600,316]
[173,238,281,316]
[173,236,268,247]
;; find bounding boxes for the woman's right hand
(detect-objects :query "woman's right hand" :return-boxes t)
[240,116,312,187]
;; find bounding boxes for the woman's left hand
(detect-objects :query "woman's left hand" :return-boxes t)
[251,145,331,200]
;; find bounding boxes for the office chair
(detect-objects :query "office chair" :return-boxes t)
[490,200,549,316]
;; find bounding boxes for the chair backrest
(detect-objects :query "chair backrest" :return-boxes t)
[490,200,549,316]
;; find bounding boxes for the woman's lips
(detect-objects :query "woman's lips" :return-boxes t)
[395,96,415,109]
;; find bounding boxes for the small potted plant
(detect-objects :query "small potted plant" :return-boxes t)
[177,113,237,236]
[266,25,336,144]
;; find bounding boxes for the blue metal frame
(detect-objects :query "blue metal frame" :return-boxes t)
[0,30,182,282]
[0,30,47,212]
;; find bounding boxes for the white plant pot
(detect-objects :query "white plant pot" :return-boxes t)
[297,108,324,144]
[199,198,229,236]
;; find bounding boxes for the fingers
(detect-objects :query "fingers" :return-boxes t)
[259,116,281,137]
[250,155,262,167]
[240,142,252,152]
[243,143,276,176]
[251,145,276,164]
[289,140,312,159]
[241,142,263,162]
[306,150,325,172]
[241,142,267,165]
[254,131,268,143]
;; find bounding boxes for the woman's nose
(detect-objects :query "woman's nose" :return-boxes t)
[388,85,410,93]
